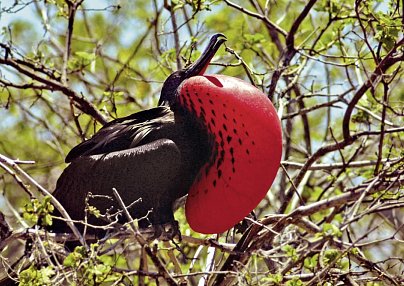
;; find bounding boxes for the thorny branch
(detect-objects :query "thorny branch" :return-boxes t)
[215,170,403,285]
[0,44,107,125]
[112,189,178,286]
[342,38,404,141]
[0,154,86,247]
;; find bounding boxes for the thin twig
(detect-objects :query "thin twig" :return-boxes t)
[112,188,178,286]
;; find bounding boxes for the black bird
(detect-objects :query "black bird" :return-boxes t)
[52,33,283,240]
[52,34,227,239]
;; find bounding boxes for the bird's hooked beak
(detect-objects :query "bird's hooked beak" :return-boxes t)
[159,33,227,106]
[184,33,227,77]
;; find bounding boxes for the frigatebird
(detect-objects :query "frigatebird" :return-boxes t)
[52,34,282,240]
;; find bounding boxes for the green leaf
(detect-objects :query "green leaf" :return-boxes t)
[244,33,266,46]
[322,223,343,237]
[42,214,53,226]
[285,277,303,286]
[75,51,96,62]
[18,265,54,286]
[282,245,298,262]
[92,263,110,276]
[304,253,319,270]
[63,246,85,267]
[322,249,340,265]
[23,197,55,226]
[88,206,101,218]
[266,273,283,283]
[350,247,360,255]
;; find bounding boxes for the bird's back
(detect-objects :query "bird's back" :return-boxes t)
[52,106,212,236]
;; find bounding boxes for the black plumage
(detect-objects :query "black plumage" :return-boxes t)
[52,34,226,239]
[52,107,212,238]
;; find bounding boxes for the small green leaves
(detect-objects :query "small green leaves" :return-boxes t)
[304,253,319,270]
[372,189,401,200]
[322,249,340,265]
[170,0,210,12]
[266,273,283,284]
[285,277,303,286]
[322,223,343,238]
[282,244,298,262]
[244,33,265,46]
[62,244,122,285]
[321,249,349,270]
[374,14,401,50]
[63,246,86,267]
[75,51,96,62]
[19,265,55,286]
[23,197,54,227]
[87,205,101,218]
[350,247,360,255]
[68,51,96,71]
[314,222,343,239]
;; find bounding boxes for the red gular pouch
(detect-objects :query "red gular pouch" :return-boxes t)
[180,74,283,234]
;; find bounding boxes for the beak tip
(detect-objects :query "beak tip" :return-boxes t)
[211,33,227,42]
[184,33,227,77]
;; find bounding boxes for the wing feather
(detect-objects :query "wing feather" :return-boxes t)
[53,139,183,232]
[65,106,174,162]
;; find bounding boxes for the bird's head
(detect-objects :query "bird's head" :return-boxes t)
[159,33,227,106]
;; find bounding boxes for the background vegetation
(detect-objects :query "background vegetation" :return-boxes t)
[0,0,403,285]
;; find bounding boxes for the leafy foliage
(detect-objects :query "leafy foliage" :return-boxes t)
[23,197,54,227]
